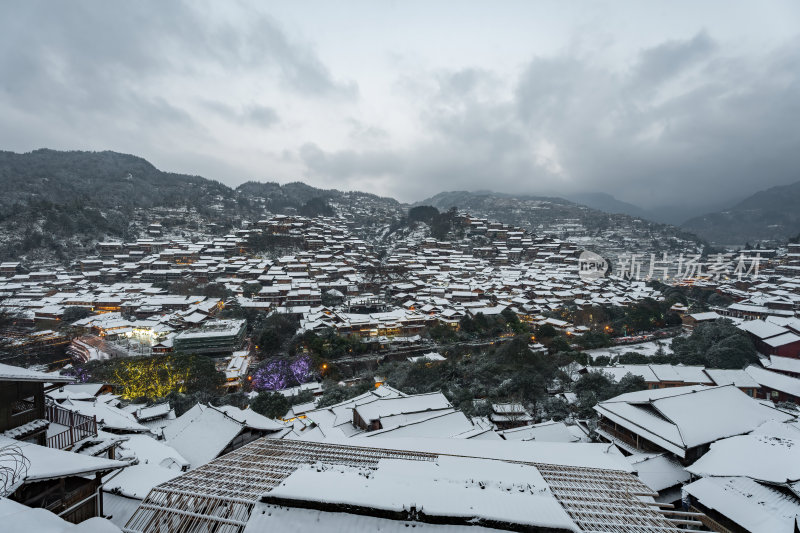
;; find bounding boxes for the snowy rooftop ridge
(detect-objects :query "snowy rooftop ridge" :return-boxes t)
[0,363,74,383]
[123,437,694,533]
[595,385,795,457]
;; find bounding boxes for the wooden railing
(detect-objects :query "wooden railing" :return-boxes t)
[59,491,99,524]
[38,481,99,524]
[45,403,97,450]
[689,505,734,533]
[598,420,640,447]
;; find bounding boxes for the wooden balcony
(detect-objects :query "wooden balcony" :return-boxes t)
[45,403,97,450]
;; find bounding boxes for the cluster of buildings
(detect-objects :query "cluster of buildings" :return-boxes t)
[9,347,800,532]
[0,211,673,372]
[5,198,800,530]
[433,195,702,264]
[1,361,718,533]
[593,385,800,532]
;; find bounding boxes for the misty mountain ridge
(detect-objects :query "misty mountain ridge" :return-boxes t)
[0,149,398,214]
[416,190,706,252]
[0,149,397,260]
[0,149,794,260]
[418,189,726,226]
[681,179,800,245]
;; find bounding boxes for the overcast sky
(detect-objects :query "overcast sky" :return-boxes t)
[1,1,798,208]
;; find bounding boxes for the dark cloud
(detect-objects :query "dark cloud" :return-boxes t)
[632,31,715,88]
[202,101,280,129]
[0,2,797,214]
[299,33,800,208]
[0,1,352,153]
[245,106,280,128]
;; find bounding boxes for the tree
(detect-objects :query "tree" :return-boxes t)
[574,372,616,400]
[429,324,458,343]
[321,290,344,307]
[316,382,372,408]
[616,373,647,395]
[617,352,649,364]
[242,282,261,299]
[572,371,646,417]
[288,389,315,406]
[298,197,334,218]
[536,323,558,339]
[548,336,572,354]
[80,352,223,400]
[541,397,571,421]
[502,309,527,334]
[255,313,300,355]
[408,205,436,221]
[576,331,612,349]
[670,319,758,369]
[250,392,290,419]
[62,306,91,323]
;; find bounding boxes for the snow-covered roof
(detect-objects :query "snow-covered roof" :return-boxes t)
[595,385,793,457]
[0,496,122,533]
[0,435,124,482]
[124,438,686,533]
[359,410,476,439]
[687,432,800,483]
[738,319,788,340]
[0,363,74,383]
[704,368,760,388]
[61,400,148,433]
[498,420,580,443]
[763,332,800,348]
[215,405,286,431]
[244,503,500,533]
[407,352,447,363]
[745,365,800,397]
[354,392,452,425]
[763,355,800,374]
[688,311,720,321]
[683,476,800,533]
[103,464,181,500]
[106,431,188,471]
[266,456,575,531]
[627,453,690,493]
[163,404,246,468]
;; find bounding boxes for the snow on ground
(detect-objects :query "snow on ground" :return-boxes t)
[586,339,674,361]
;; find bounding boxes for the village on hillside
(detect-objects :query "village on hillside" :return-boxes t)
[4,0,800,530]
[2,197,800,533]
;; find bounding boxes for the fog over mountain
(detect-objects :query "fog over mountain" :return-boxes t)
[682,179,800,245]
[1,1,798,212]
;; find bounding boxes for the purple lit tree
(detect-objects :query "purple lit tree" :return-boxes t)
[289,354,312,385]
[63,365,91,383]
[251,359,289,391]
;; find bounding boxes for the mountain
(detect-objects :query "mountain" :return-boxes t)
[0,149,234,209]
[416,190,705,256]
[681,180,800,245]
[236,181,399,213]
[563,192,648,219]
[0,149,401,261]
[0,149,245,260]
